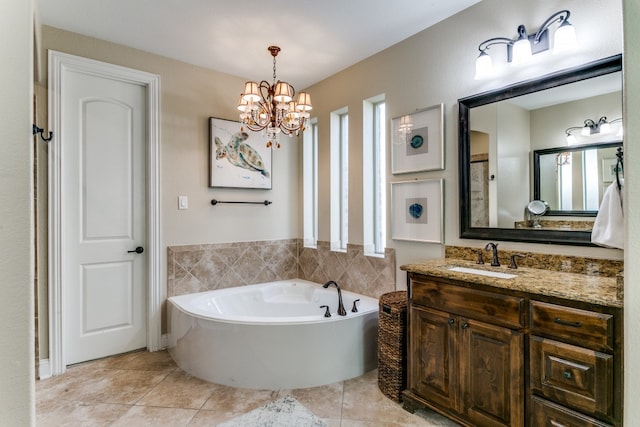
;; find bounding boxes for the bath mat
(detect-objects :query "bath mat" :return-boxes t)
[216,395,327,427]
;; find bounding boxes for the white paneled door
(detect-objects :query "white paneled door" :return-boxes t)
[61,64,147,365]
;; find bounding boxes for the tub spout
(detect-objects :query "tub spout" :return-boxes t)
[323,280,347,316]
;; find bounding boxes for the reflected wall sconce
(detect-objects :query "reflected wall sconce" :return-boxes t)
[565,117,623,145]
[475,10,577,79]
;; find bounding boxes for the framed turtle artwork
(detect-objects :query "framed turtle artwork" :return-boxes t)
[209,117,273,189]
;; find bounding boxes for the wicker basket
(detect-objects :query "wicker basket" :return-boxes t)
[377,291,407,402]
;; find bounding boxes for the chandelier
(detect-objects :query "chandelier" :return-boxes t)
[237,46,312,148]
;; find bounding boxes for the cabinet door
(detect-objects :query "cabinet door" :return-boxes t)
[460,318,524,427]
[408,306,459,412]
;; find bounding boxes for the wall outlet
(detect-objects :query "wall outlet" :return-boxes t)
[178,196,188,210]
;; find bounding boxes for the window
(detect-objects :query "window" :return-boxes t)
[303,119,318,247]
[331,108,349,251]
[363,96,386,255]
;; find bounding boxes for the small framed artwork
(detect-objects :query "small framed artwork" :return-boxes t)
[601,157,621,183]
[391,179,443,243]
[391,103,444,174]
[209,117,272,189]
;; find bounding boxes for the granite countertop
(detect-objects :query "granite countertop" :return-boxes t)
[401,259,622,308]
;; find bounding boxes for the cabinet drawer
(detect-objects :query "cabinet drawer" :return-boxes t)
[530,336,614,419]
[411,278,524,329]
[530,396,613,427]
[531,301,614,351]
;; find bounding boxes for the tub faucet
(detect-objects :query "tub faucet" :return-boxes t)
[323,281,347,316]
[320,305,331,318]
[351,299,360,313]
[484,242,500,266]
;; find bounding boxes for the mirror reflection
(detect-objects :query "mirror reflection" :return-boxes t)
[459,55,622,245]
[534,142,622,214]
[469,72,622,228]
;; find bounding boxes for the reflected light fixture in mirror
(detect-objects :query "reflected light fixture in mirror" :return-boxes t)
[474,10,577,79]
[565,117,623,145]
[397,115,413,143]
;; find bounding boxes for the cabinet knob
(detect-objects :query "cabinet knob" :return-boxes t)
[461,322,469,329]
[448,318,455,325]
[563,371,572,379]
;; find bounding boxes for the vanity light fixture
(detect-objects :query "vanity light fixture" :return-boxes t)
[474,10,577,80]
[565,117,623,145]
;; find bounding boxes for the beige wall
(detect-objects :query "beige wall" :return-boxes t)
[38,26,299,247]
[36,26,300,358]
[0,0,35,424]
[622,0,640,422]
[302,0,625,288]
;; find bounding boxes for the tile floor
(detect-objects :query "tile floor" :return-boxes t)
[36,350,461,426]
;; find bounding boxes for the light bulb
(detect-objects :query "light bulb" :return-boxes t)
[475,51,493,79]
[512,38,532,64]
[553,21,577,53]
[512,25,532,64]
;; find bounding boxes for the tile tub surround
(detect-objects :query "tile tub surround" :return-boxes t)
[298,242,396,299]
[167,239,396,299]
[167,239,299,297]
[445,245,623,277]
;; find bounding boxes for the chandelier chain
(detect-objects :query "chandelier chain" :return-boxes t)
[273,56,277,83]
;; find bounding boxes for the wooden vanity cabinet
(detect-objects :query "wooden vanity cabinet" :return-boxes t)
[403,272,622,427]
[403,274,525,427]
[528,300,622,427]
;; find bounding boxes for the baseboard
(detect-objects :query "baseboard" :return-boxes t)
[38,336,168,379]
[38,358,52,379]
[160,333,168,349]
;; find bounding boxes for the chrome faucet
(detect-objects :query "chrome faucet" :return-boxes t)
[323,280,347,316]
[484,242,500,266]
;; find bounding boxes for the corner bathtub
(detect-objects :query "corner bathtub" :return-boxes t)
[167,279,379,389]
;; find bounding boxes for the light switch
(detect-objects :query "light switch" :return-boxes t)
[178,196,188,210]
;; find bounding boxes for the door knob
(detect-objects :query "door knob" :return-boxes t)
[127,246,144,254]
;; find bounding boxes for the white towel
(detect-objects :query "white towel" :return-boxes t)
[591,179,624,249]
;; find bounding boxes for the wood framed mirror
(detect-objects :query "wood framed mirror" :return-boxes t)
[458,54,622,245]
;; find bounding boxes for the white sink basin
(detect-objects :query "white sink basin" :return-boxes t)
[447,266,518,279]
